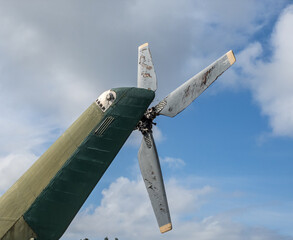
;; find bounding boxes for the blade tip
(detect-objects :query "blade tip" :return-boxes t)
[139,42,149,50]
[227,50,236,65]
[160,223,172,233]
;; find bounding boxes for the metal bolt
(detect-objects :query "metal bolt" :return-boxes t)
[106,93,114,101]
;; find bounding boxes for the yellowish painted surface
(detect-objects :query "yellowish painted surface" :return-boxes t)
[139,42,148,49]
[160,223,172,233]
[227,50,236,65]
[1,217,37,240]
[0,103,103,238]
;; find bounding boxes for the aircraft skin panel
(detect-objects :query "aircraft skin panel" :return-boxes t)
[0,87,155,240]
[0,101,103,239]
[1,217,37,240]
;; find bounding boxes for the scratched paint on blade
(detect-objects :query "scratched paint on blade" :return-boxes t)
[142,73,152,78]
[139,55,153,70]
[201,65,215,86]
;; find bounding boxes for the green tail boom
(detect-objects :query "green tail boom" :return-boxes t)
[0,87,155,240]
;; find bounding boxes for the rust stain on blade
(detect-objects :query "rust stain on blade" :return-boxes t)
[139,55,153,70]
[142,73,152,78]
[201,65,215,87]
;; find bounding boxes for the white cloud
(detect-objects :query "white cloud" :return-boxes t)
[237,4,293,137]
[0,2,292,239]
[0,152,37,193]
[0,0,287,109]
[62,176,291,240]
[0,1,289,164]
[63,176,213,240]
[160,156,185,169]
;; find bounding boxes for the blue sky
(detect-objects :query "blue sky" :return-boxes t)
[0,1,293,239]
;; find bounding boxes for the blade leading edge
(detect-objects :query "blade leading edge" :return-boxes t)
[138,132,172,233]
[155,50,236,117]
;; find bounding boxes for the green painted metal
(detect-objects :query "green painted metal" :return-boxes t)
[0,97,103,239]
[23,87,155,240]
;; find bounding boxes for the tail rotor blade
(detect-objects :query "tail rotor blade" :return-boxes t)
[155,50,236,117]
[138,132,172,233]
[137,43,157,91]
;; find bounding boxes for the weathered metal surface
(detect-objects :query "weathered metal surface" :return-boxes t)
[0,87,154,240]
[137,43,157,91]
[0,102,104,239]
[1,217,37,240]
[156,50,236,117]
[23,88,155,240]
[0,43,236,238]
[96,90,117,112]
[138,132,172,233]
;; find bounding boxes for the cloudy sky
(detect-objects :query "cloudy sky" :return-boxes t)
[1,1,293,239]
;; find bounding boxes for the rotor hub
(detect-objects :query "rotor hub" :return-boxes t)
[136,107,158,134]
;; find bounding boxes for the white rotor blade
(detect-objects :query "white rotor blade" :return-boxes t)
[137,43,157,91]
[155,50,236,117]
[138,132,172,233]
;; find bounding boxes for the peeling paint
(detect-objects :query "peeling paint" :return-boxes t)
[139,55,153,70]
[137,43,157,91]
[138,131,171,230]
[141,72,152,78]
[201,65,215,87]
[156,51,234,117]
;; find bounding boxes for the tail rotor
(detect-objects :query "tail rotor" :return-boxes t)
[136,43,236,233]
